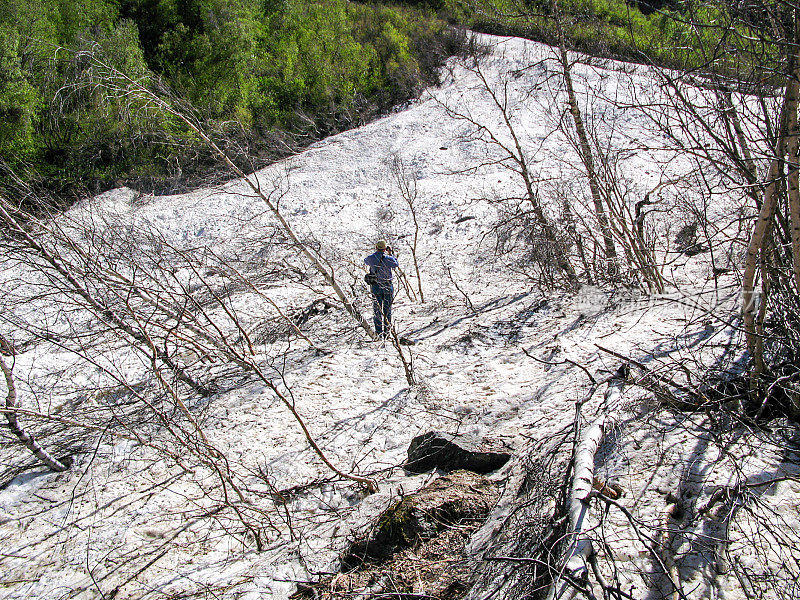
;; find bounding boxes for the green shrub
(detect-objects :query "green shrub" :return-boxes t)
[6,0,779,198]
[0,27,40,161]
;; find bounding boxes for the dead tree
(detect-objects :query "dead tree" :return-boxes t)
[550,0,619,278]
[435,49,580,288]
[0,196,274,544]
[0,342,70,472]
[440,35,666,292]
[76,47,376,340]
[390,155,425,303]
[630,0,800,406]
[0,193,377,492]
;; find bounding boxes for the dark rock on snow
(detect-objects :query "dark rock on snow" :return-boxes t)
[404,431,511,474]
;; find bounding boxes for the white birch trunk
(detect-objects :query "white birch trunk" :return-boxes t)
[789,10,800,295]
[548,368,626,600]
[1,351,70,472]
[742,76,798,374]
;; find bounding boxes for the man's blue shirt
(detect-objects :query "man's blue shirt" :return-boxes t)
[364,251,399,281]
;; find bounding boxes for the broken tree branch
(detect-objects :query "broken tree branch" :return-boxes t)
[0,346,70,472]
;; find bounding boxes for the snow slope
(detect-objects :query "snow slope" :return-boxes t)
[1,34,797,600]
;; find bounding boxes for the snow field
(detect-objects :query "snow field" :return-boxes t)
[1,34,797,600]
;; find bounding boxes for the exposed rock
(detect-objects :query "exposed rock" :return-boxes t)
[404,431,511,474]
[293,298,334,326]
[674,221,708,256]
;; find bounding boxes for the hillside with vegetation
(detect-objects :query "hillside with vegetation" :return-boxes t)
[3,30,800,596]
[0,0,466,196]
[2,0,786,199]
[2,1,800,599]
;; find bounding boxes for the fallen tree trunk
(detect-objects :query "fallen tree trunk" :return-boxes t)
[0,346,70,472]
[547,366,627,600]
[464,431,574,600]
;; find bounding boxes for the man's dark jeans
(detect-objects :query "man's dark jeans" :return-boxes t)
[371,282,393,337]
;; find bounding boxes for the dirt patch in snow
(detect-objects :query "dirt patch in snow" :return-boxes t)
[294,470,500,600]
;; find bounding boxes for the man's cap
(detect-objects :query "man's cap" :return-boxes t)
[375,240,387,250]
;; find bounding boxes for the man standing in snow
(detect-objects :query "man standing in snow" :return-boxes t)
[364,240,399,339]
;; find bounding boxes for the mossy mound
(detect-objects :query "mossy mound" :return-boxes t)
[342,470,499,568]
[293,470,500,600]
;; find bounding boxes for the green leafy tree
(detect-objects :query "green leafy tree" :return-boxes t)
[1,0,462,194]
[0,27,40,160]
